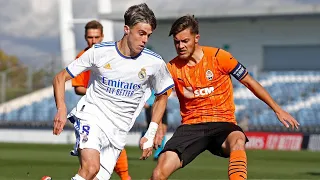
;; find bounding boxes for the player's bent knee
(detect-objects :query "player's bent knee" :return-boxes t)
[226,131,246,151]
[79,148,100,178]
[80,161,100,178]
[230,138,246,151]
[151,151,180,180]
[152,168,161,179]
[152,167,168,180]
[88,164,100,177]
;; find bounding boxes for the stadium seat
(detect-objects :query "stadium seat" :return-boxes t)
[1,71,320,131]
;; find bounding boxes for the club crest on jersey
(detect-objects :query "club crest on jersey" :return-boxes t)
[138,68,147,79]
[206,70,213,80]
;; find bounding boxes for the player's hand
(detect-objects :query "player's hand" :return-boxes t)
[53,107,67,135]
[139,137,153,160]
[275,109,300,130]
[154,128,164,150]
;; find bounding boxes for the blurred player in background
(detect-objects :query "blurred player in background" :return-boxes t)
[143,89,168,160]
[71,20,131,180]
[150,15,300,180]
[52,3,173,180]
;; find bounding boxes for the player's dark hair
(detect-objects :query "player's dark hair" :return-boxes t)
[85,20,103,36]
[169,15,199,36]
[124,3,157,30]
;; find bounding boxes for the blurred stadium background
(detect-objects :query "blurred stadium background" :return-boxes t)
[1,0,320,179]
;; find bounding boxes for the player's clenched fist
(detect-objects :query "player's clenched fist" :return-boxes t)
[53,108,67,135]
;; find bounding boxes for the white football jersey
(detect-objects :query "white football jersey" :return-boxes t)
[66,41,174,149]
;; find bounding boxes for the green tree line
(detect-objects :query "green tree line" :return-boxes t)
[0,49,55,102]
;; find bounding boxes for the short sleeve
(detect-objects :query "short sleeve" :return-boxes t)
[216,49,248,81]
[66,47,95,78]
[166,62,174,77]
[150,61,174,96]
[71,71,90,88]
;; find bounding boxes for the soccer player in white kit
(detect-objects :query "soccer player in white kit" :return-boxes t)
[52,3,174,180]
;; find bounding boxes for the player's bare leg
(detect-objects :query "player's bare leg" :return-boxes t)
[151,151,181,180]
[221,131,247,180]
[72,148,100,180]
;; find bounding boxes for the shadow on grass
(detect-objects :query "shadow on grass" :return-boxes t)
[306,172,320,176]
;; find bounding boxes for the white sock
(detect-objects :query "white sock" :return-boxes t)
[71,174,86,180]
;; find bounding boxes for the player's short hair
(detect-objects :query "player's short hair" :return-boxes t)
[169,15,199,36]
[85,20,103,36]
[124,3,157,30]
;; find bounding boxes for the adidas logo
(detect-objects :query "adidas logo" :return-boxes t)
[104,63,111,69]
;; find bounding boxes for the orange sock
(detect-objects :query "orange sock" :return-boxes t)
[228,150,247,180]
[114,149,131,180]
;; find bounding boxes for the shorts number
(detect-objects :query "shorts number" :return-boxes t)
[82,125,90,135]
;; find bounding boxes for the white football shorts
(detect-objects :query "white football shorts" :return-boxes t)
[69,115,122,180]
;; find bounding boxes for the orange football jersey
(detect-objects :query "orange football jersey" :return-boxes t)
[71,47,91,88]
[167,46,248,125]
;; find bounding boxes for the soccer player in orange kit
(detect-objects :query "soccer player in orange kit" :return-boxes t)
[150,15,299,180]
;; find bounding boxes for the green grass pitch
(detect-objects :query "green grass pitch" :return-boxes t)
[0,143,320,180]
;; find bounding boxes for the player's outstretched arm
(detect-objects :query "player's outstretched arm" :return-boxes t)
[52,69,73,135]
[240,73,300,130]
[140,92,169,160]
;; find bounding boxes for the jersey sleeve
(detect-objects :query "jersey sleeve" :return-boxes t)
[66,47,95,78]
[166,62,174,77]
[216,49,248,81]
[150,61,174,96]
[72,71,90,87]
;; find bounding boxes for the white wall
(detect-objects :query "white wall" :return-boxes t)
[148,16,320,71]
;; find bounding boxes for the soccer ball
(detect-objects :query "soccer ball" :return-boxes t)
[41,176,52,180]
